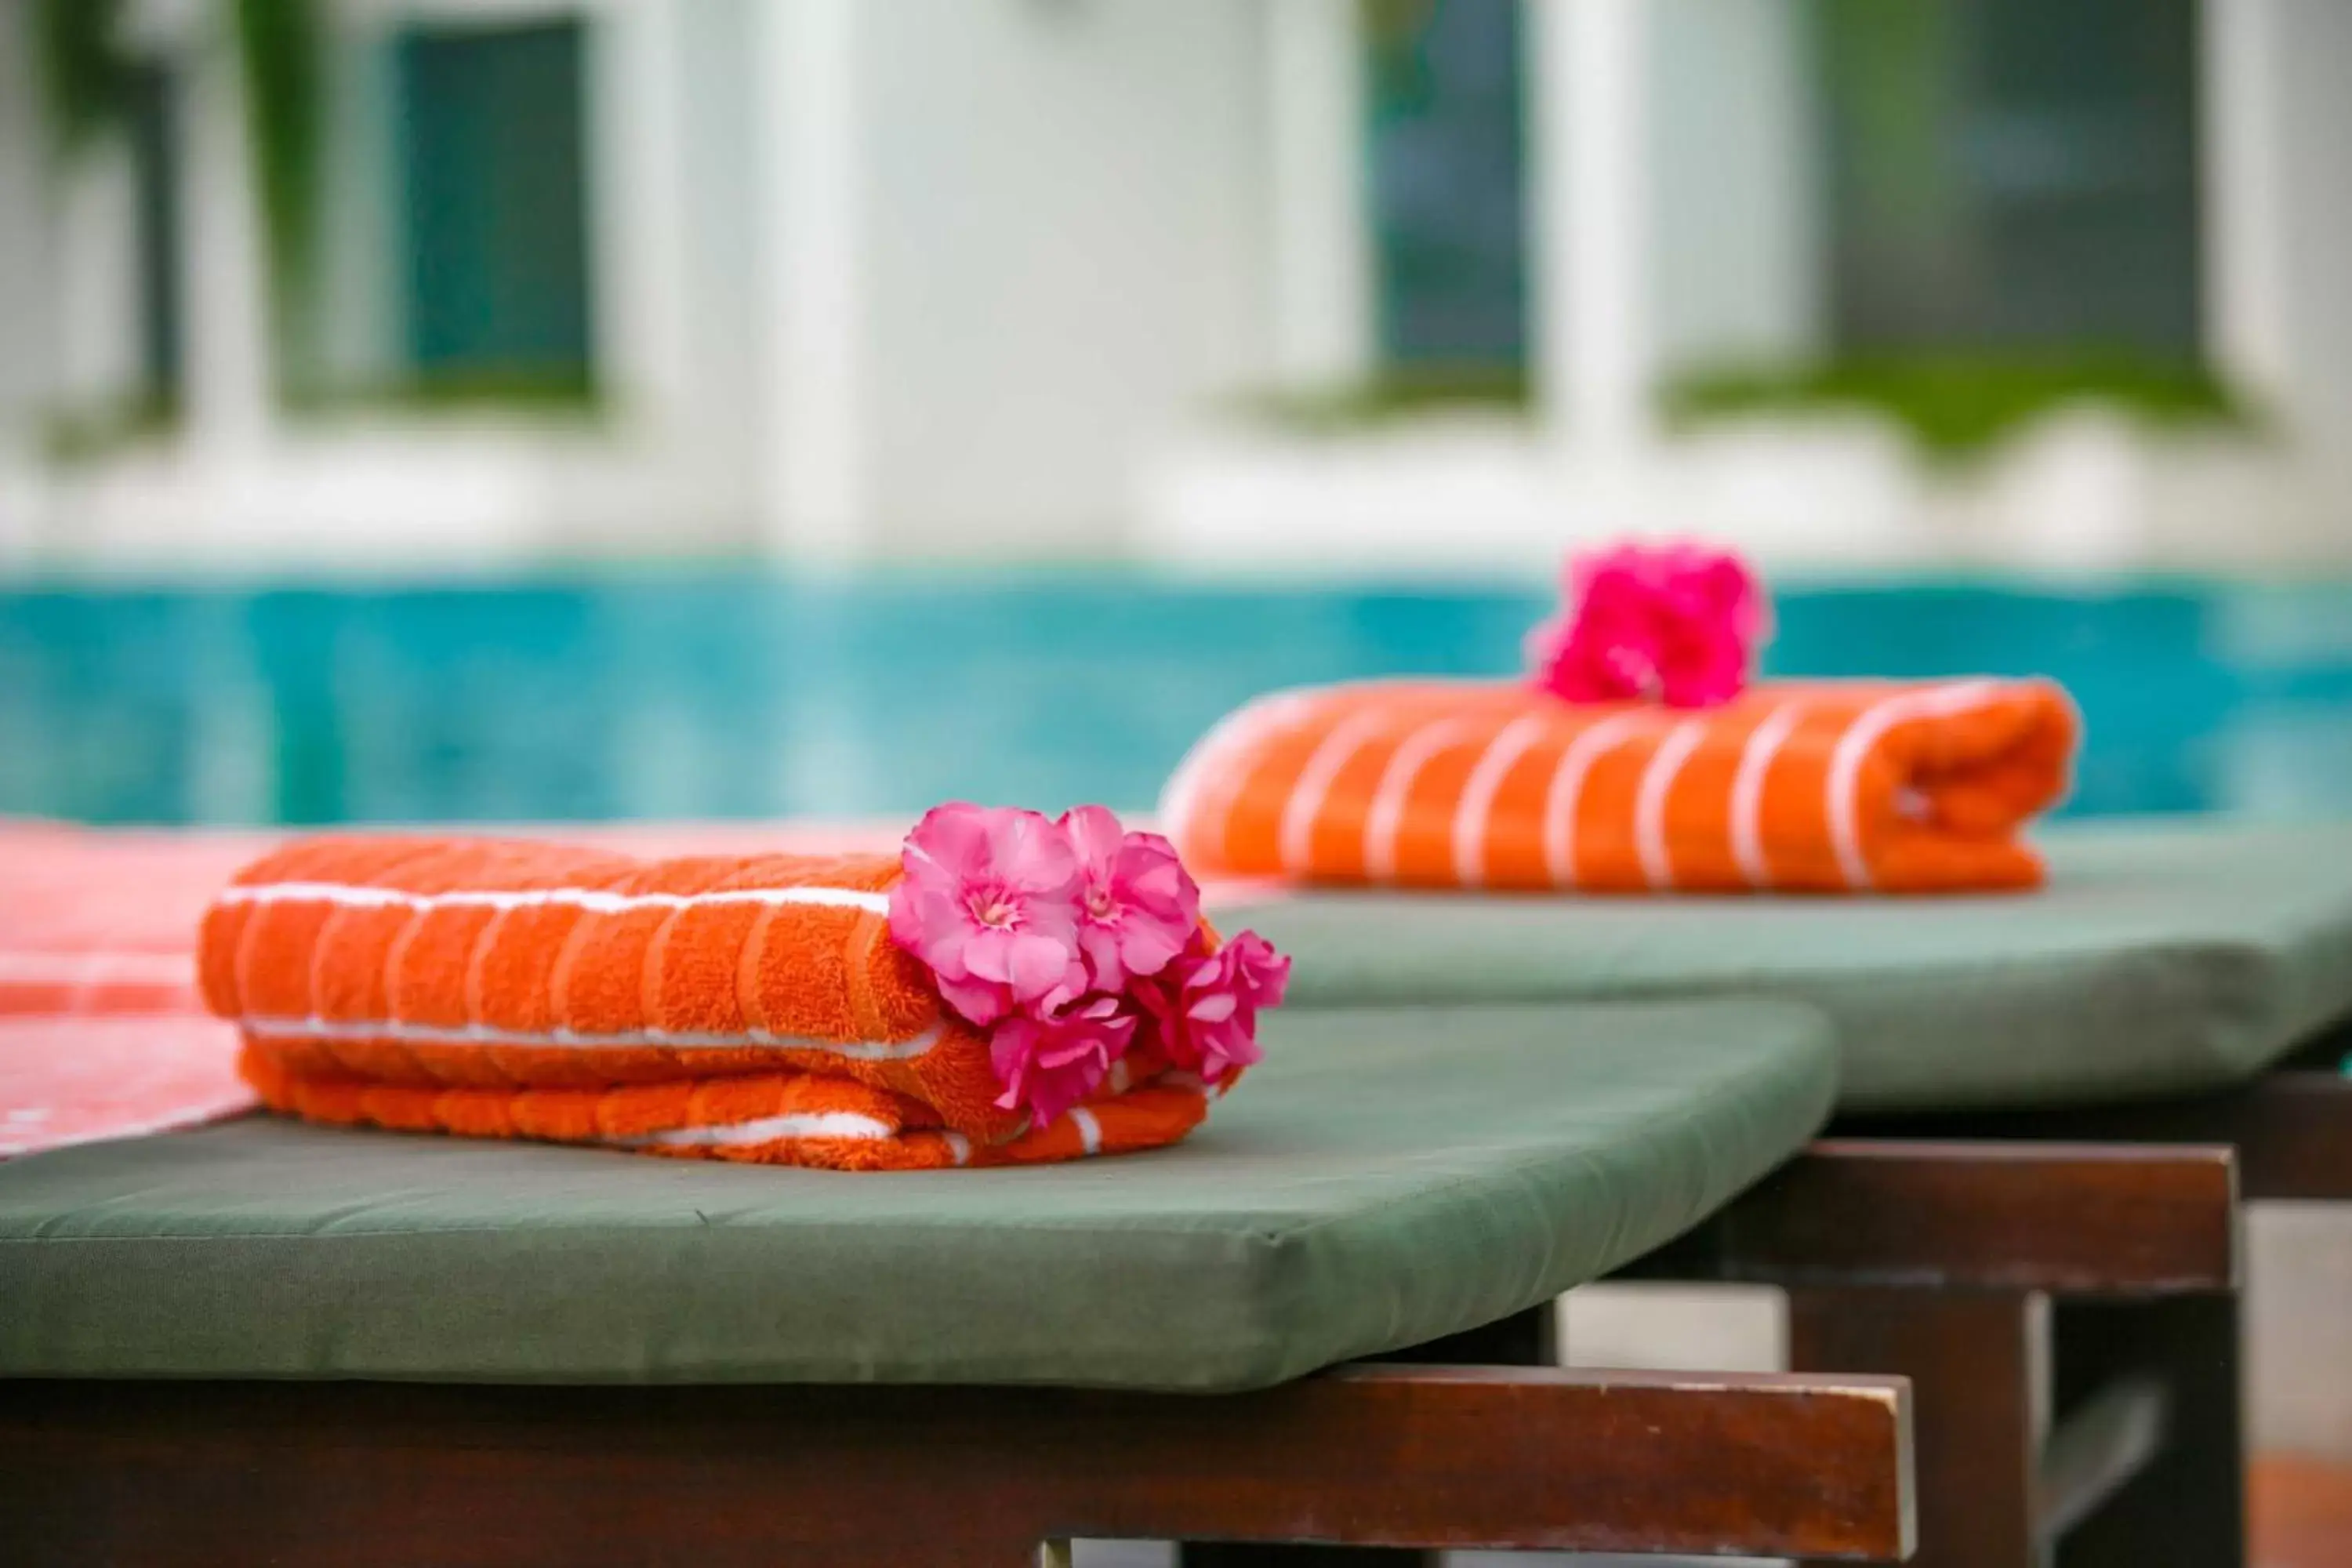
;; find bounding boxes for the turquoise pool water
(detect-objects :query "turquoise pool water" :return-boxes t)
[4,575,2351,827]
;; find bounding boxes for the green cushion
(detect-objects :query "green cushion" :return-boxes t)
[1221,819,2352,1111]
[0,1000,1833,1390]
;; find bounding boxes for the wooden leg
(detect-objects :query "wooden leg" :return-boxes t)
[1177,1305,1558,1568]
[1638,1139,2245,1566]
[2052,1294,2245,1567]
[1791,1287,2038,1568]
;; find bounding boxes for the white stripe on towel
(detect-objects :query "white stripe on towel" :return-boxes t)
[1158,689,1316,862]
[1634,719,1708,891]
[216,881,891,918]
[614,1111,895,1149]
[1451,713,1550,887]
[1363,718,1479,883]
[1729,700,1806,888]
[1278,710,1396,872]
[1541,712,1649,886]
[1068,1106,1104,1156]
[1824,681,1998,891]
[236,1014,947,1062]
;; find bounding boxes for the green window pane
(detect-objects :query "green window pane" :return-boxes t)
[1821,0,2201,356]
[394,20,593,387]
[1364,0,1528,371]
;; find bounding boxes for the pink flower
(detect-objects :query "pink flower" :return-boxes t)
[1060,805,1203,992]
[1526,540,1769,709]
[887,803,1085,1027]
[1137,930,1290,1086]
[989,993,1137,1128]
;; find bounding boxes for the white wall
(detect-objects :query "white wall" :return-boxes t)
[0,7,52,554]
[310,11,401,390]
[666,0,764,530]
[0,10,54,427]
[1647,0,1825,378]
[50,153,143,416]
[1265,0,1373,389]
[572,0,764,546]
[851,0,1272,561]
[2197,0,2352,558]
[2268,2,2352,447]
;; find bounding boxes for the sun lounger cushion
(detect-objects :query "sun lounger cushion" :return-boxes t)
[1217,819,2352,1110]
[0,999,1833,1391]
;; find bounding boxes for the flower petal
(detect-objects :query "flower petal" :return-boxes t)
[1059,804,1127,870]
[995,808,1081,896]
[906,801,998,879]
[1004,931,1083,1002]
[937,971,1013,1027]
[1530,539,1767,710]
[1115,920,1189,980]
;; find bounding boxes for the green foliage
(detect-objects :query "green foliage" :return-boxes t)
[1238,354,2247,462]
[31,0,133,158]
[1662,354,2250,465]
[1817,0,1956,234]
[1359,0,1437,54]
[290,367,604,420]
[41,390,181,466]
[29,0,325,377]
[232,0,324,327]
[1236,365,1530,434]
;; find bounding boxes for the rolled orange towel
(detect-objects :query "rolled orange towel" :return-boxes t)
[1160,678,2078,895]
[199,834,1220,1170]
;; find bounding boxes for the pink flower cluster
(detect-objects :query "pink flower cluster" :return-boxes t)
[1526,540,1769,710]
[887,803,1290,1129]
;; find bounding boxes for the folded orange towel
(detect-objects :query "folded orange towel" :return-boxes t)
[1160,678,2077,894]
[199,836,1213,1169]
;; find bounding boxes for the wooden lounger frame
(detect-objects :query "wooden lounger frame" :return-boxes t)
[1196,1047,2342,1568]
[1859,1044,2352,1203]
[1193,1134,2246,1568]
[1816,1041,2352,1568]
[11,1096,2311,1568]
[1669,1137,2243,1568]
[0,1362,1914,1566]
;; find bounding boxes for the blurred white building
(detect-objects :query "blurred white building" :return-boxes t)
[0,0,1272,568]
[1,0,2347,574]
[1147,0,2352,575]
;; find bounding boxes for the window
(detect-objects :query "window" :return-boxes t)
[1363,0,1529,372]
[393,19,593,390]
[126,60,182,408]
[1820,0,2201,355]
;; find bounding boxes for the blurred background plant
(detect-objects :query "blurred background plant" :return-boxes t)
[1663,352,2249,465]
[31,0,136,157]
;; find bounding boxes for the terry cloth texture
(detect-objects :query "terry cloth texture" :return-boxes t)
[1163,677,2077,895]
[201,836,1210,1170]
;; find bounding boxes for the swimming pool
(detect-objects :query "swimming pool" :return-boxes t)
[4,574,2351,827]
